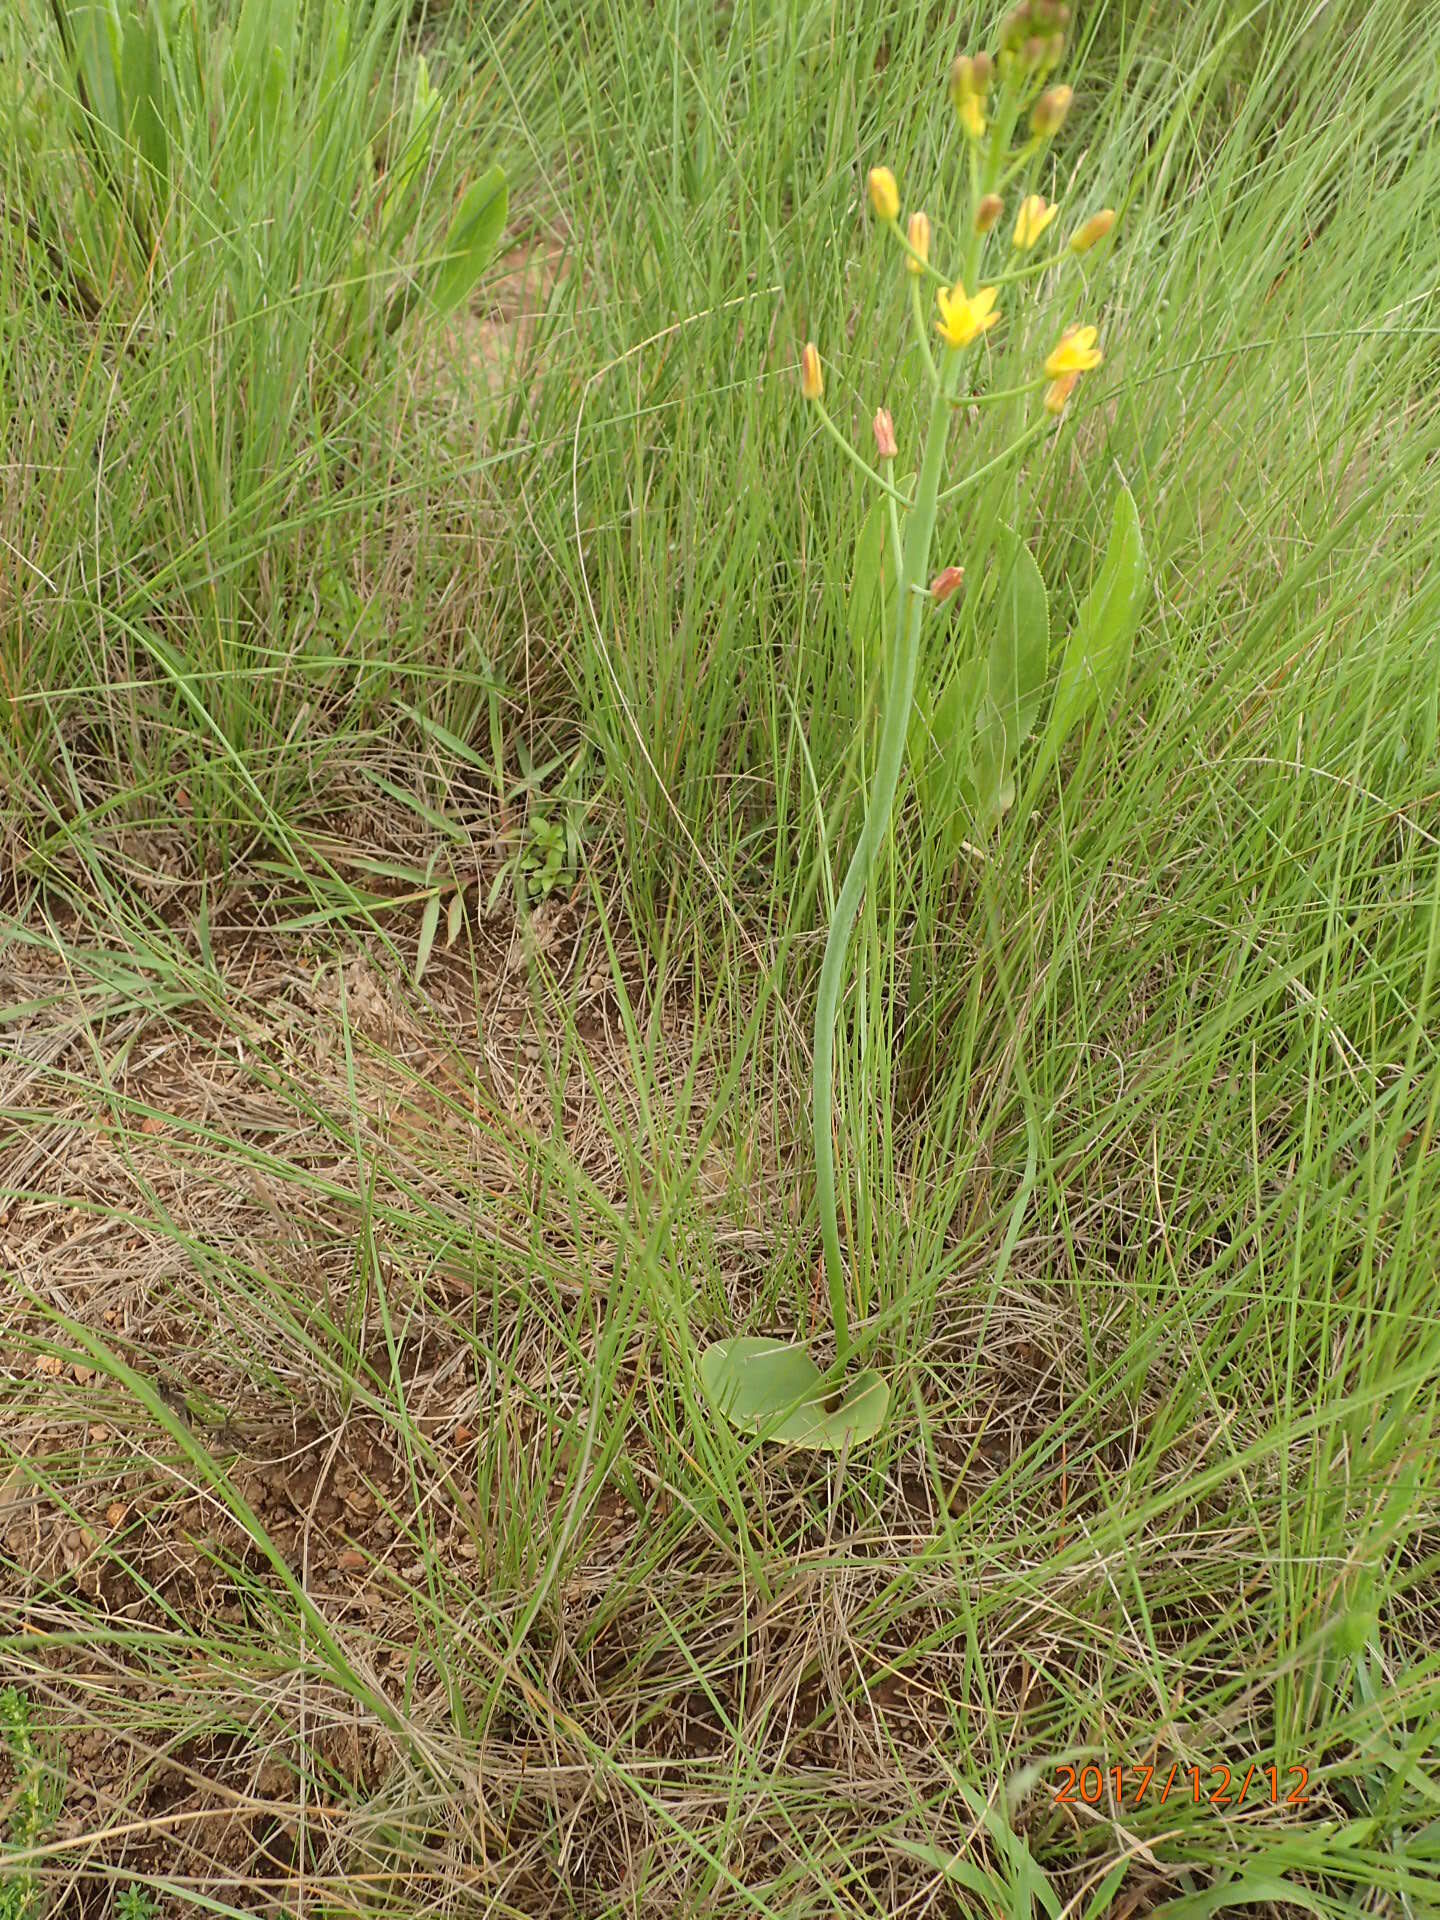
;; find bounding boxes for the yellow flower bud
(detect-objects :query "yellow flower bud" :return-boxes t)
[975,193,1004,235]
[800,341,823,402]
[948,54,975,110]
[949,51,991,138]
[873,408,897,459]
[906,210,931,273]
[867,166,899,222]
[1031,84,1073,137]
[1069,208,1116,254]
[1012,194,1058,250]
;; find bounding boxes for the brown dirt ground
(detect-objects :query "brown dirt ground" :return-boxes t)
[1,882,1322,1916]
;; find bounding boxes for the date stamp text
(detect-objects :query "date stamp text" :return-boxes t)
[1053,1763,1311,1809]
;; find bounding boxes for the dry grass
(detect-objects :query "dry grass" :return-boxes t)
[2,895,1360,1919]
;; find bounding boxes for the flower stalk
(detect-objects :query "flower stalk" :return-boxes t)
[703,3,1138,1453]
[797,12,1115,1370]
[811,350,962,1361]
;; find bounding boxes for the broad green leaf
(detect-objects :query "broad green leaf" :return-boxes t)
[989,533,1049,750]
[1043,482,1147,767]
[430,166,508,318]
[955,1777,1062,1917]
[911,658,985,821]
[231,0,296,137]
[971,693,1011,821]
[120,10,168,190]
[64,0,125,135]
[382,55,444,244]
[698,1339,888,1450]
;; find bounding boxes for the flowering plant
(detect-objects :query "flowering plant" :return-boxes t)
[701,1,1147,1449]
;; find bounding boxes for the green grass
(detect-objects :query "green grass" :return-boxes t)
[3,0,1440,1914]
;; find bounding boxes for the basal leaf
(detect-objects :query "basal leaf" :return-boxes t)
[1043,481,1146,767]
[120,9,168,190]
[912,657,985,822]
[430,166,508,318]
[698,1339,888,1450]
[971,693,1011,822]
[989,532,1049,751]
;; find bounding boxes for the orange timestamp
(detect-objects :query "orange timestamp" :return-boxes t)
[1053,1762,1311,1809]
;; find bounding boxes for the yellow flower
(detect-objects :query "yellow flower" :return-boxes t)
[800,341,824,401]
[1044,323,1103,377]
[1013,194,1058,250]
[906,211,931,274]
[867,166,899,222]
[936,281,1000,348]
[1069,208,1116,254]
[1044,371,1079,415]
[959,93,986,140]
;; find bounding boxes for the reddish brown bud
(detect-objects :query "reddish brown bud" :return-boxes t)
[872,408,897,459]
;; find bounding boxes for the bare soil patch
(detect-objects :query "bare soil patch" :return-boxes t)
[2,903,1317,1917]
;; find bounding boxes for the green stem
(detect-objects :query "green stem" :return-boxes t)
[989,245,1068,285]
[888,215,947,283]
[813,401,914,505]
[909,273,939,387]
[813,352,960,1363]
[950,376,1047,408]
[935,414,1051,502]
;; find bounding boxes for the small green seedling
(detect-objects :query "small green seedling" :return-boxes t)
[1,1687,60,1920]
[116,1889,161,1920]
